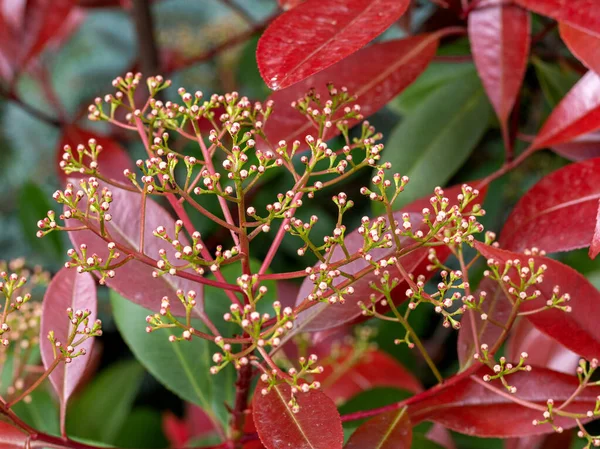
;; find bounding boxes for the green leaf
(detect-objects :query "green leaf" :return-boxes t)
[110,291,234,430]
[378,71,491,211]
[532,57,579,108]
[12,385,60,435]
[66,360,144,444]
[389,62,477,115]
[113,407,168,448]
[411,433,446,449]
[18,182,64,263]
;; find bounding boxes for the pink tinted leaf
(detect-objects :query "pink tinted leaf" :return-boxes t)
[513,0,600,37]
[252,381,343,449]
[468,3,530,126]
[499,157,600,253]
[57,126,134,184]
[559,23,600,74]
[293,214,429,333]
[20,0,75,69]
[408,367,600,437]
[257,0,410,89]
[261,33,441,150]
[162,411,190,447]
[552,131,600,161]
[530,71,600,150]
[66,183,198,315]
[0,421,28,448]
[277,0,305,10]
[344,408,412,449]
[425,424,456,449]
[589,199,600,259]
[40,268,97,411]
[506,319,579,374]
[474,242,600,361]
[457,278,513,367]
[314,346,422,405]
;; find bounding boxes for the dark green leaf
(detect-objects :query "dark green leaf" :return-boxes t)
[532,57,579,108]
[12,385,60,436]
[113,407,168,448]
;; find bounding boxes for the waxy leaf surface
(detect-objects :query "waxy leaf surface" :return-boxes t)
[0,421,28,448]
[559,23,600,74]
[344,408,412,449]
[257,0,410,89]
[40,267,97,413]
[253,380,343,449]
[514,0,600,37]
[552,131,600,161]
[260,33,440,150]
[468,3,530,126]
[475,242,600,361]
[500,157,600,253]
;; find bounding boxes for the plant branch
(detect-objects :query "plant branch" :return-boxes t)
[131,0,160,75]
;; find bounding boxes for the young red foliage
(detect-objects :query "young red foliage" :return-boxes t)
[468,3,530,130]
[0,421,27,449]
[551,131,600,161]
[499,157,600,253]
[344,408,412,449]
[408,367,600,437]
[559,23,600,74]
[257,0,410,89]
[475,242,600,361]
[590,200,600,259]
[260,33,441,150]
[530,71,600,150]
[514,0,600,37]
[252,381,343,449]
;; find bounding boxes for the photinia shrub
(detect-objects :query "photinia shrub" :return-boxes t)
[3,1,600,449]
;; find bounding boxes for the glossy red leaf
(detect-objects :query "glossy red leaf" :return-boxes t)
[293,214,430,333]
[507,319,579,374]
[468,3,530,127]
[20,0,75,69]
[530,71,600,150]
[457,277,513,367]
[66,182,198,315]
[408,366,600,437]
[500,157,600,253]
[40,267,97,417]
[344,409,412,449]
[314,346,422,405]
[0,421,28,448]
[589,199,600,259]
[560,23,600,74]
[260,33,441,150]
[252,381,343,449]
[475,242,600,361]
[58,126,134,184]
[552,131,600,161]
[506,432,575,449]
[257,0,410,90]
[514,0,600,37]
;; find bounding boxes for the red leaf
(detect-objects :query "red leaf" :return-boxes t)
[20,0,75,69]
[162,412,190,447]
[560,23,600,74]
[0,421,28,448]
[474,242,600,361]
[468,3,530,126]
[293,213,430,333]
[426,424,457,449]
[40,268,97,416]
[252,381,343,449]
[552,131,600,161]
[456,277,513,367]
[408,367,600,437]
[57,126,134,184]
[506,319,579,374]
[500,157,600,253]
[345,409,412,449]
[513,0,600,37]
[278,0,305,10]
[257,0,410,90]
[260,33,440,150]
[506,432,575,449]
[66,183,198,315]
[314,346,422,405]
[530,71,600,150]
[589,199,600,259]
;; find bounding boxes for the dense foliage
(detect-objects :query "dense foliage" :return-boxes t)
[2,1,600,449]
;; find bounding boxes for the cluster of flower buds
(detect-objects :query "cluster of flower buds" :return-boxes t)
[65,242,120,285]
[47,308,102,363]
[304,263,354,304]
[532,399,564,434]
[59,139,105,178]
[477,346,531,393]
[259,353,324,413]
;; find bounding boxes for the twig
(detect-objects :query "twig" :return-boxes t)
[131,0,160,75]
